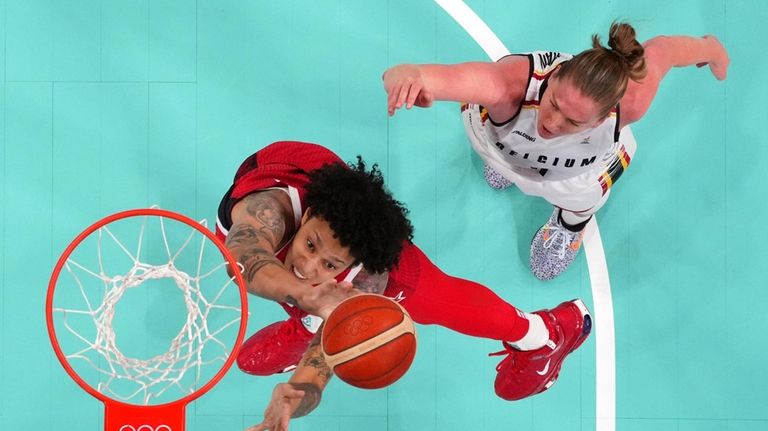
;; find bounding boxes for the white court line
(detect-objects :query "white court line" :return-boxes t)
[433,0,510,61]
[432,1,616,430]
[583,217,616,431]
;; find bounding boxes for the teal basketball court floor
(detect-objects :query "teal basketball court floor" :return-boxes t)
[1,1,767,430]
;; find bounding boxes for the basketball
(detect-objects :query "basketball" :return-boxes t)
[321,294,416,389]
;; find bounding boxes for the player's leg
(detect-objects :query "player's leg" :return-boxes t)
[529,199,601,281]
[386,243,547,347]
[386,243,591,400]
[530,127,637,280]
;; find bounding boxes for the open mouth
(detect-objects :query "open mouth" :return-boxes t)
[292,266,308,280]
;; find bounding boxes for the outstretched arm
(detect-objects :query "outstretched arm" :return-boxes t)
[246,334,333,431]
[382,56,529,117]
[225,190,355,319]
[621,35,729,126]
[244,271,389,431]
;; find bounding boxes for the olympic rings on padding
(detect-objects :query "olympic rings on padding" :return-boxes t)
[119,425,172,431]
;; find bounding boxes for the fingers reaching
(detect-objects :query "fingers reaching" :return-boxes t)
[384,65,429,116]
[702,35,729,80]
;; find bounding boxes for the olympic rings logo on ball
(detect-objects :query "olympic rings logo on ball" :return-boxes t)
[119,425,172,431]
[343,316,373,336]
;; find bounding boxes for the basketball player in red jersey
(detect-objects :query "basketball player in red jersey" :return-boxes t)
[383,23,729,280]
[218,141,591,430]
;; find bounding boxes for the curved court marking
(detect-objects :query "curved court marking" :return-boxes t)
[583,218,616,431]
[433,1,616,429]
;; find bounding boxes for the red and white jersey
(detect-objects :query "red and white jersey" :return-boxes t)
[464,51,626,182]
[216,140,344,242]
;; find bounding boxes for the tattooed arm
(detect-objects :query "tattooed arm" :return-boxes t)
[225,191,321,313]
[225,190,294,295]
[245,274,392,431]
[246,334,332,431]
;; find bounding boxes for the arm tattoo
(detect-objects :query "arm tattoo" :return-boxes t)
[238,246,283,283]
[302,336,333,381]
[226,223,280,251]
[351,269,389,294]
[242,193,287,248]
[226,222,282,253]
[288,383,322,418]
[225,224,285,283]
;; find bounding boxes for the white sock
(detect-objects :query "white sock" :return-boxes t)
[509,313,548,350]
[560,209,591,226]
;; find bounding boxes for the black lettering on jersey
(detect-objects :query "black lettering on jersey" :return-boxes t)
[508,149,518,157]
[552,157,559,166]
[538,168,549,177]
[538,52,561,69]
[523,153,530,160]
[564,159,575,168]
[581,156,597,167]
[495,141,505,150]
[512,129,536,142]
[537,155,547,164]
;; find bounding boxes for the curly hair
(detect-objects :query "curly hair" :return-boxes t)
[303,157,414,274]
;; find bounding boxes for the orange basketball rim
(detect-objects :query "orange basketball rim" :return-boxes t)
[46,208,249,431]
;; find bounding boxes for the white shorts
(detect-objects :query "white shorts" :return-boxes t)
[462,106,637,215]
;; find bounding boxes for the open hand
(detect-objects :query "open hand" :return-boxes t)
[383,65,434,116]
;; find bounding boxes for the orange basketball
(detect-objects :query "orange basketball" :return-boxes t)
[321,294,416,389]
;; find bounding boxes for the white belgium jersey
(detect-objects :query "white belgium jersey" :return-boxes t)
[462,51,636,212]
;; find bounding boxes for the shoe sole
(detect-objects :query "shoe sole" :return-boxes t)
[568,299,592,352]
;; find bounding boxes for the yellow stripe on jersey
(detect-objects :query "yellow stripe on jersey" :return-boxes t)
[598,145,632,195]
[480,106,488,123]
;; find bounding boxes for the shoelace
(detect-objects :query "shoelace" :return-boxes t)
[542,222,580,259]
[489,341,527,372]
[488,317,565,372]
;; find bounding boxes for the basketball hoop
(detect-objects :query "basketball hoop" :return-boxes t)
[46,208,248,431]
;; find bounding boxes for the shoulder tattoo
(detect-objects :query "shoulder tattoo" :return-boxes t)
[241,192,288,249]
[351,269,389,294]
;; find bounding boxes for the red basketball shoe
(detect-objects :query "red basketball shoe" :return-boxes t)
[491,299,592,401]
[236,316,315,376]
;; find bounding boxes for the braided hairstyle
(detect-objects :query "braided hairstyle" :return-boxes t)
[556,22,648,118]
[304,157,414,274]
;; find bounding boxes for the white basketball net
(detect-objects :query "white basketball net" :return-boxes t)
[52,214,243,405]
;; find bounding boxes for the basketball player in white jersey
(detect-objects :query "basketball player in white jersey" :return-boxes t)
[383,22,729,280]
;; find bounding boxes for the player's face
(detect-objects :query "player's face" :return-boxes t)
[283,213,355,285]
[537,75,605,139]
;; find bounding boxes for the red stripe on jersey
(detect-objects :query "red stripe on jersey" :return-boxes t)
[522,99,541,109]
